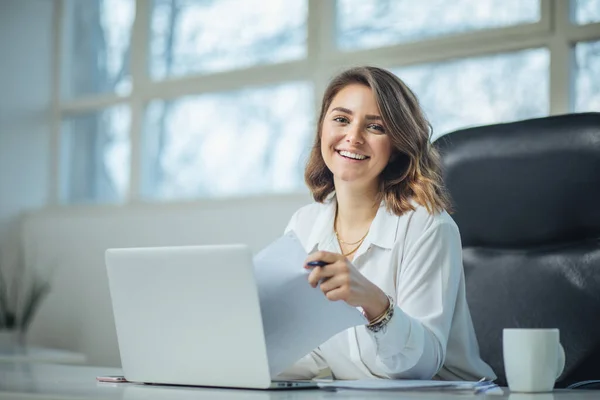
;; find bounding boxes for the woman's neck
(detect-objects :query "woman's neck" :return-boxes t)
[334,181,380,235]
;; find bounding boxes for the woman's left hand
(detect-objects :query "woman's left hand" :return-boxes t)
[305,251,389,321]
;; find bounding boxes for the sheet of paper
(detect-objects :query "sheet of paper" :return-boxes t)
[317,379,501,394]
[319,379,502,394]
[253,231,366,378]
[318,379,455,390]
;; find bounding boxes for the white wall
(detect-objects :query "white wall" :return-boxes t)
[24,193,311,366]
[0,0,53,281]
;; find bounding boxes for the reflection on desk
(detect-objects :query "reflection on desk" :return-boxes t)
[1,362,598,400]
[0,345,86,364]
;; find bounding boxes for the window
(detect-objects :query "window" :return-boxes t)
[572,0,600,24]
[395,48,550,138]
[55,0,600,205]
[61,105,130,203]
[62,0,135,98]
[336,0,540,50]
[142,83,313,199]
[150,0,308,79]
[573,40,600,112]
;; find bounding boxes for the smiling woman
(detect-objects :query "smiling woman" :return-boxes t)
[279,66,496,382]
[306,67,451,217]
[320,85,393,188]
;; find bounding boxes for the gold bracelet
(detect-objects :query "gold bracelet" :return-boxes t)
[367,306,388,325]
[366,295,392,326]
[366,295,395,332]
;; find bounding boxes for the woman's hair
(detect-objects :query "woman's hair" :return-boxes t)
[304,66,452,216]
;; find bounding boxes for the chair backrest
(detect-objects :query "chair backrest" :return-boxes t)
[434,112,600,387]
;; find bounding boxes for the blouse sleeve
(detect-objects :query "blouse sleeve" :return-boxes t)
[275,350,328,380]
[367,221,463,379]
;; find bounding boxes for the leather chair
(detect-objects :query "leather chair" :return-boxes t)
[434,112,600,388]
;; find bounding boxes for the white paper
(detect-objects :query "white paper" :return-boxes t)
[318,379,500,393]
[253,231,366,378]
[318,379,456,390]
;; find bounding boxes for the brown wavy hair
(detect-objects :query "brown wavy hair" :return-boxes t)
[305,66,452,216]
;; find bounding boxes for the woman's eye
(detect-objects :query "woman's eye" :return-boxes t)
[368,124,386,133]
[333,116,349,124]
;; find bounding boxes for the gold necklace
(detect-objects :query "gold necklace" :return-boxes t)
[334,207,370,257]
[335,229,369,246]
[337,236,366,257]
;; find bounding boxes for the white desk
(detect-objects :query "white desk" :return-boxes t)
[0,345,86,364]
[1,362,598,400]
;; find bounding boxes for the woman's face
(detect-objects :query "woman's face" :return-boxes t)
[320,84,393,190]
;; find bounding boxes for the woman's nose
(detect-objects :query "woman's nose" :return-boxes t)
[345,124,365,145]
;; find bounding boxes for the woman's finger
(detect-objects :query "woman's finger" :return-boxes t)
[323,286,349,302]
[319,274,347,293]
[314,260,344,277]
[307,260,347,287]
[304,250,342,267]
[307,266,329,288]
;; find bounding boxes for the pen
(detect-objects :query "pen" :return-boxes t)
[306,261,328,268]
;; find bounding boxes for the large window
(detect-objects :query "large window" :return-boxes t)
[337,0,540,50]
[55,0,600,205]
[142,83,313,199]
[572,0,600,24]
[573,40,600,112]
[60,106,130,203]
[395,48,550,138]
[150,0,308,79]
[62,0,134,98]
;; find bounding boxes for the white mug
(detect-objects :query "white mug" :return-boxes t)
[503,328,565,393]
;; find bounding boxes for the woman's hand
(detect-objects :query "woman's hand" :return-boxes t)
[305,251,389,321]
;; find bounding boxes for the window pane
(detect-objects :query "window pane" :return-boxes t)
[62,0,134,98]
[337,0,540,51]
[572,0,600,24]
[394,48,550,139]
[574,40,600,112]
[61,106,130,203]
[142,83,313,199]
[150,0,307,79]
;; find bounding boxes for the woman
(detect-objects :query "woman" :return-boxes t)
[279,66,496,381]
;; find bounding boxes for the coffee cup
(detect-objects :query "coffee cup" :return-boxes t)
[503,328,565,393]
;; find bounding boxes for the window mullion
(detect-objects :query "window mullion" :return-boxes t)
[128,0,151,203]
[549,0,573,114]
[50,0,65,205]
[309,0,337,118]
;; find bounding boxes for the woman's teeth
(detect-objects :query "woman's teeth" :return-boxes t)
[338,150,367,160]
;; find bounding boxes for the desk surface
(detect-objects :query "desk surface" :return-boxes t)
[1,362,598,400]
[0,345,86,364]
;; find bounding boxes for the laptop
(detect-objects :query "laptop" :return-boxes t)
[105,244,317,390]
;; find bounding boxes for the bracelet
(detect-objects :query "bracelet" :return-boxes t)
[367,305,388,326]
[365,295,395,333]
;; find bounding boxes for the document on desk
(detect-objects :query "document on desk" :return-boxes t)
[253,231,366,377]
[317,379,501,394]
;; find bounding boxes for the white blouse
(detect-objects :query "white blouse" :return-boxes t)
[278,197,496,381]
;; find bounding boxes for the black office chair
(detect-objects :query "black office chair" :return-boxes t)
[434,112,600,389]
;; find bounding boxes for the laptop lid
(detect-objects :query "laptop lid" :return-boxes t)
[105,245,272,389]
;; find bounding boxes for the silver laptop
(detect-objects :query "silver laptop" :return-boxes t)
[105,244,316,390]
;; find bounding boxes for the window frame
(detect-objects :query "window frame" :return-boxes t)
[50,0,600,206]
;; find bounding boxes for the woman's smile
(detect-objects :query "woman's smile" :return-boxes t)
[335,149,370,162]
